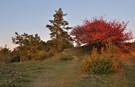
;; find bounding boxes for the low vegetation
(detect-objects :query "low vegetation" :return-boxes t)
[58,54,73,61]
[0,52,135,87]
[81,42,123,74]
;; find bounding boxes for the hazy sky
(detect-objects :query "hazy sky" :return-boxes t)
[0,0,135,50]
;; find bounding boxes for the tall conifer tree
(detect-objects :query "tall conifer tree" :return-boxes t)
[46,8,72,55]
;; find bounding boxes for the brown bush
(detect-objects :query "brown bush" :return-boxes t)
[81,42,123,74]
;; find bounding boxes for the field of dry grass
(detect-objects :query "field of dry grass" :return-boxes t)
[0,47,135,87]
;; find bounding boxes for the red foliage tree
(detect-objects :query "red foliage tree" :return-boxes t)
[71,17,133,50]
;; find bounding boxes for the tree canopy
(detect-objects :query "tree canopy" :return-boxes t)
[46,8,72,54]
[12,32,47,61]
[71,17,133,49]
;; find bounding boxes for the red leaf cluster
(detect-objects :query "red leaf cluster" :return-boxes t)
[71,17,133,47]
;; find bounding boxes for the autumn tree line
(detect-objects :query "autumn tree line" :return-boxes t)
[0,8,134,65]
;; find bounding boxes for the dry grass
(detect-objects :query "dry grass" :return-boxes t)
[0,47,135,87]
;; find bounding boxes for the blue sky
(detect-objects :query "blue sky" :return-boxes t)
[0,0,135,50]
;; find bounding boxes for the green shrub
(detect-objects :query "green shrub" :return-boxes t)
[44,50,54,59]
[59,54,73,61]
[37,51,46,60]
[0,47,14,64]
[81,42,123,74]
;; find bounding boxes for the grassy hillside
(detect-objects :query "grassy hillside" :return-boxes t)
[0,47,135,87]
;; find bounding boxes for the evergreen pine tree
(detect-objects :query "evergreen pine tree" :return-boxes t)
[46,8,72,55]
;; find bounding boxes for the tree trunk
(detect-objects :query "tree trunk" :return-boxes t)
[101,46,105,54]
[55,38,58,56]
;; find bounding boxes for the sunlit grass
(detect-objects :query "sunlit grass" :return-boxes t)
[0,56,135,87]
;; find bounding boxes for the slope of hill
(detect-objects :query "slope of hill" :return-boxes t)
[0,46,135,87]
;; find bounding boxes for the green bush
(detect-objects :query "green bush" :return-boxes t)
[81,42,123,74]
[36,51,46,60]
[0,47,14,64]
[59,54,73,61]
[44,50,54,59]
